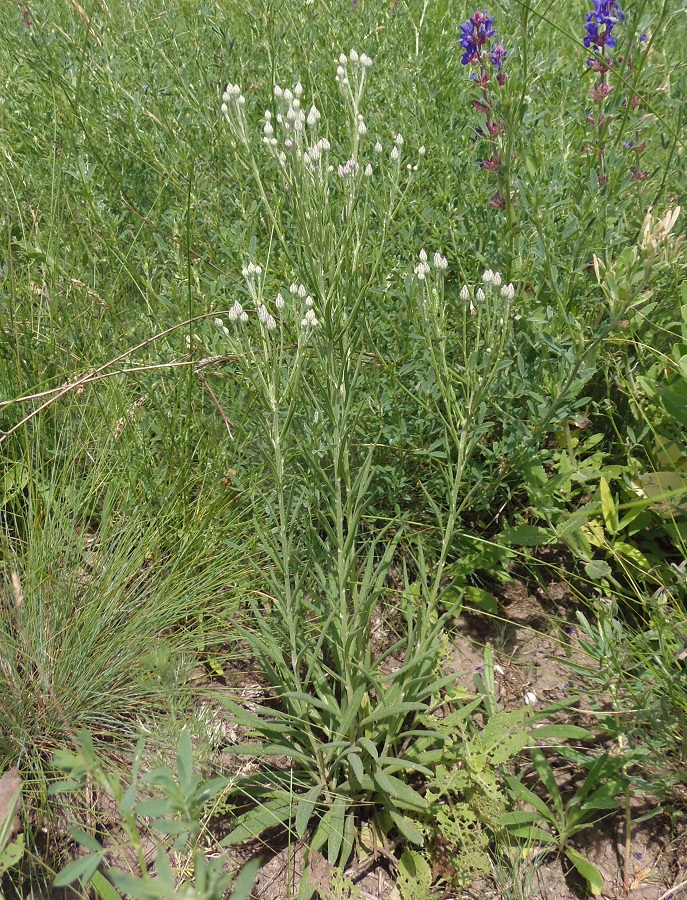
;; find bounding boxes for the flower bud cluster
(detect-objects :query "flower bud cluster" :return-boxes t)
[221,82,249,142]
[457,271,515,313]
[414,248,448,280]
[290,282,320,331]
[335,48,373,91]
[338,157,359,179]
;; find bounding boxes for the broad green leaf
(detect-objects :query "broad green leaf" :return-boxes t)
[530,749,563,818]
[134,798,173,818]
[196,776,230,803]
[504,775,554,822]
[376,772,427,811]
[357,737,379,759]
[499,822,555,843]
[91,871,123,900]
[341,811,356,868]
[498,811,543,827]
[584,559,612,581]
[599,477,618,534]
[360,702,426,726]
[295,785,322,837]
[229,858,261,900]
[0,835,24,872]
[530,725,594,742]
[225,743,311,765]
[348,753,365,783]
[499,525,552,547]
[398,849,432,900]
[338,683,367,736]
[109,870,160,900]
[463,586,499,615]
[68,828,104,853]
[119,783,137,815]
[388,809,424,846]
[565,848,603,895]
[327,798,346,865]
[221,797,294,845]
[54,852,103,887]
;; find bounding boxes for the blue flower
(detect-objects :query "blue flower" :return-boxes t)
[584,0,625,53]
[460,10,496,65]
[490,42,507,70]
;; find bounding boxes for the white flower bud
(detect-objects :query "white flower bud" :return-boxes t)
[265,313,276,330]
[483,269,494,284]
[274,85,283,98]
[290,283,298,295]
[305,295,314,308]
[301,308,319,329]
[419,249,428,263]
[264,109,271,121]
[264,121,273,136]
[292,98,300,110]
[501,283,515,300]
[374,141,383,154]
[364,163,373,177]
[228,300,244,322]
[221,103,228,116]
[298,284,307,298]
[358,120,367,136]
[241,266,249,279]
[390,146,400,161]
[294,82,303,98]
[434,252,448,271]
[460,285,470,301]
[275,292,284,309]
[257,304,268,323]
[339,53,348,65]
[307,104,321,127]
[349,48,359,63]
[418,145,426,156]
[283,88,293,103]
[476,288,486,301]
[395,133,404,146]
[239,310,248,323]
[360,53,372,68]
[337,65,346,79]
[214,317,224,328]
[492,271,502,287]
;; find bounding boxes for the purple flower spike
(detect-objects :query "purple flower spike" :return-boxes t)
[490,42,507,70]
[584,0,625,55]
[460,10,497,65]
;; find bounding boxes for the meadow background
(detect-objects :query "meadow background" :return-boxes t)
[1,0,686,897]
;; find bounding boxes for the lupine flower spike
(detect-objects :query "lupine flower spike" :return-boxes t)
[459,10,510,209]
[581,0,647,185]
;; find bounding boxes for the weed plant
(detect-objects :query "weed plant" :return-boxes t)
[0,0,686,896]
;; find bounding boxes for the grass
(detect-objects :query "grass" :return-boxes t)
[1,0,686,897]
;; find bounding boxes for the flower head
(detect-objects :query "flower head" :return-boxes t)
[584,0,625,54]
[459,10,496,65]
[490,42,507,70]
